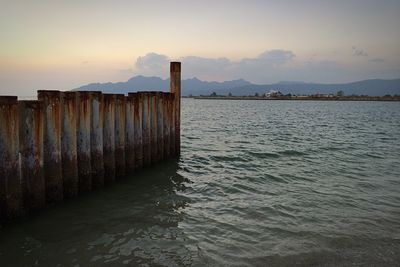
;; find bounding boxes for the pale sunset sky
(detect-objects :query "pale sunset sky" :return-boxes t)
[0,0,399,96]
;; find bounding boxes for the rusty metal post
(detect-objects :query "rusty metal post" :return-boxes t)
[76,91,92,193]
[169,93,176,156]
[38,90,63,203]
[115,94,126,178]
[90,91,104,188]
[162,93,171,159]
[141,92,151,166]
[125,95,135,173]
[18,100,45,212]
[134,93,143,169]
[0,96,22,219]
[103,94,116,183]
[149,92,158,163]
[127,93,143,171]
[170,62,181,156]
[61,92,79,198]
[157,92,164,161]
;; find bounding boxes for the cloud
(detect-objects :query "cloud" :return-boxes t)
[369,58,385,63]
[352,46,368,57]
[132,49,394,83]
[134,49,298,82]
[257,49,295,64]
[135,52,170,76]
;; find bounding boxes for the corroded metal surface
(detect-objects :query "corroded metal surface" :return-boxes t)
[18,100,45,211]
[0,62,181,221]
[103,94,116,183]
[61,92,79,198]
[140,92,151,166]
[37,90,63,203]
[90,91,104,188]
[134,93,143,169]
[0,96,22,219]
[125,95,135,173]
[114,94,126,178]
[157,92,164,161]
[149,92,158,163]
[169,93,176,156]
[170,62,181,156]
[76,91,92,193]
[162,93,171,159]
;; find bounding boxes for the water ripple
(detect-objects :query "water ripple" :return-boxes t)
[1,100,400,266]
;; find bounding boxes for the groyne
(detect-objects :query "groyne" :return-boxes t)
[192,96,400,101]
[0,62,181,221]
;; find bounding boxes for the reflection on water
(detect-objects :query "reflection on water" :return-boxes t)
[1,99,400,266]
[0,162,194,266]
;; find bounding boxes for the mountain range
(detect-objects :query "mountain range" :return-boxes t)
[75,76,400,96]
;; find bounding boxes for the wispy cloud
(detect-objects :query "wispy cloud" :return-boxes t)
[352,46,368,57]
[369,58,385,63]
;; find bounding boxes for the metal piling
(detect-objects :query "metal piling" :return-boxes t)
[38,90,63,203]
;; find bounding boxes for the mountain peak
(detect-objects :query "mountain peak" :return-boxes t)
[74,76,400,96]
[127,75,165,83]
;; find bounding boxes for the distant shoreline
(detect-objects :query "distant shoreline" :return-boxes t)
[191,96,400,102]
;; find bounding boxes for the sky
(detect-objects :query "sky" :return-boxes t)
[0,0,399,96]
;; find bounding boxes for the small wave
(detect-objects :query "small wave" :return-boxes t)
[279,150,307,156]
[210,155,250,163]
[365,153,384,159]
[247,151,280,159]
[264,173,289,183]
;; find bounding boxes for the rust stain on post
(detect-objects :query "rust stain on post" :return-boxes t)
[157,92,164,161]
[76,91,92,192]
[149,92,158,163]
[37,90,63,203]
[125,95,135,173]
[134,93,143,169]
[61,92,79,198]
[141,92,151,166]
[18,100,45,211]
[169,93,176,156]
[90,91,104,188]
[170,62,181,157]
[127,93,143,171]
[103,94,116,183]
[115,94,126,178]
[0,96,23,219]
[162,93,171,159]
[0,62,181,220]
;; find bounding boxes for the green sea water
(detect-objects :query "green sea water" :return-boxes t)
[1,99,399,266]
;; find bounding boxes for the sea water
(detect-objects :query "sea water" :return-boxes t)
[0,99,399,266]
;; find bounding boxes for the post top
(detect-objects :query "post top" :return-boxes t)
[103,93,117,99]
[62,91,78,95]
[38,90,61,96]
[170,62,181,72]
[0,95,18,104]
[87,91,103,95]
[76,91,91,95]
[115,94,126,100]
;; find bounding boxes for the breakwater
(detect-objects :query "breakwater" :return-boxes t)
[193,95,400,101]
[0,62,181,221]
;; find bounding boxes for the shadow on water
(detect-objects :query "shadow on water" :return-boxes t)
[0,160,193,266]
